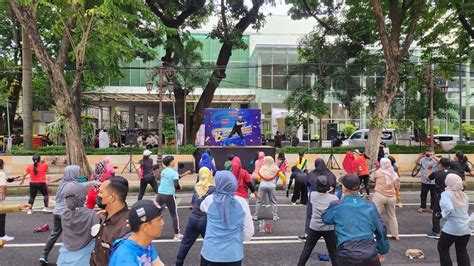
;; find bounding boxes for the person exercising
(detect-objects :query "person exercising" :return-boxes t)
[228,114,245,140]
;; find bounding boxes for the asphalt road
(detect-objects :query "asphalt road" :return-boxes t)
[1,191,473,266]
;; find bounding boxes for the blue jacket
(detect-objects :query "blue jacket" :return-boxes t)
[322,194,389,259]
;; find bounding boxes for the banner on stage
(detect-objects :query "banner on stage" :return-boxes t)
[204,108,261,146]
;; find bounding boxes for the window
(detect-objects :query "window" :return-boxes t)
[261,76,272,89]
[351,132,361,139]
[273,76,286,90]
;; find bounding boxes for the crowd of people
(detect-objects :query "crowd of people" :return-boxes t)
[0,146,472,266]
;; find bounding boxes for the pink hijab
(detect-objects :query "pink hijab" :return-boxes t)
[379,158,398,185]
[255,151,265,171]
[103,156,115,176]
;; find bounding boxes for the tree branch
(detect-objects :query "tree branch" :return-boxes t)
[56,5,78,70]
[301,0,341,35]
[8,0,55,69]
[388,0,401,49]
[371,0,395,62]
[71,14,95,97]
[458,14,474,39]
[146,0,206,29]
[400,0,425,58]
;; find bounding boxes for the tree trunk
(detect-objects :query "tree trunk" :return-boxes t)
[190,43,232,143]
[174,87,186,129]
[21,27,33,149]
[49,68,92,176]
[364,67,399,169]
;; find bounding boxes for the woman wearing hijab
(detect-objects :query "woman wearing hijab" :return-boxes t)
[253,156,288,221]
[86,161,109,209]
[200,171,254,265]
[199,153,217,175]
[437,173,471,266]
[370,158,400,240]
[298,158,337,241]
[39,166,98,264]
[176,167,215,266]
[103,156,115,177]
[231,156,260,202]
[57,183,100,266]
[252,151,265,178]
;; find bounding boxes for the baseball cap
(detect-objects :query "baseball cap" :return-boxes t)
[315,175,330,193]
[143,150,152,156]
[129,200,163,227]
[339,174,360,190]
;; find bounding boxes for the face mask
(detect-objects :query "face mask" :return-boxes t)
[96,196,107,209]
[425,154,430,157]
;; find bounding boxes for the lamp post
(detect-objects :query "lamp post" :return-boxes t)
[421,68,448,150]
[146,63,175,169]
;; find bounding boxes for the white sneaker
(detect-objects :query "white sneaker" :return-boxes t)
[291,202,296,206]
[173,234,183,241]
[1,235,14,241]
[272,215,280,221]
[27,209,33,215]
[42,207,53,213]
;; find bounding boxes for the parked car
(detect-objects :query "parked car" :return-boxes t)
[342,129,398,147]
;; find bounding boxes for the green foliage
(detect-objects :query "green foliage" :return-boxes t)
[341,124,356,137]
[81,116,96,147]
[462,123,474,138]
[108,106,126,145]
[45,115,67,145]
[163,115,176,142]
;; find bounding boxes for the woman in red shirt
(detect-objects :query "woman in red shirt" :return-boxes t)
[20,155,51,214]
[354,149,370,196]
[86,161,111,209]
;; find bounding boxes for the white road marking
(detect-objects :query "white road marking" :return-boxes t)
[4,234,474,248]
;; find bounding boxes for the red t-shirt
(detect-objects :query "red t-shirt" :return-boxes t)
[356,157,369,176]
[26,163,48,183]
[235,169,251,199]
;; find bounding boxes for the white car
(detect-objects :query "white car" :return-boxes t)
[343,129,397,147]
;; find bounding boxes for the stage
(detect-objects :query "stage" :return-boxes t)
[193,146,276,173]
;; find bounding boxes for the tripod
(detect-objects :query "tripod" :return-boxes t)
[122,143,137,173]
[326,148,341,170]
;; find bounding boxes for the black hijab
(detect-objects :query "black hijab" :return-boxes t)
[307,158,337,192]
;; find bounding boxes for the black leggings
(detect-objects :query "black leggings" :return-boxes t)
[0,213,5,237]
[437,231,471,266]
[291,180,308,204]
[359,175,370,195]
[228,127,243,139]
[297,229,338,266]
[138,176,158,200]
[156,193,180,234]
[201,256,241,266]
[43,214,62,258]
[28,182,49,208]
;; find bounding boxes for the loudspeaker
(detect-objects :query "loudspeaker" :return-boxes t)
[327,123,338,140]
[178,161,194,174]
[125,129,138,146]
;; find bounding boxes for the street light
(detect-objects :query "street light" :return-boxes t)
[420,69,448,149]
[146,63,175,170]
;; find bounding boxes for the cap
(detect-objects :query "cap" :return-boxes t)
[339,174,360,190]
[129,200,163,227]
[143,150,152,156]
[315,175,330,193]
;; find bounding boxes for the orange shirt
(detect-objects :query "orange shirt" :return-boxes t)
[26,163,48,183]
[356,157,369,176]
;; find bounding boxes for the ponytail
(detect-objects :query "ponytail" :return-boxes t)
[33,162,38,175]
[32,155,41,175]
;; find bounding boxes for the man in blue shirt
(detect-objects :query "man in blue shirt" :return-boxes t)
[415,148,438,213]
[323,174,389,266]
[109,200,164,266]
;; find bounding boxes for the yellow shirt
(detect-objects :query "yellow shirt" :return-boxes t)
[295,158,308,171]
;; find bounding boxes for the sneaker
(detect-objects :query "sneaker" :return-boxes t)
[427,232,440,239]
[291,202,297,206]
[272,215,279,221]
[173,234,183,241]
[252,215,258,221]
[42,207,53,213]
[297,234,307,241]
[0,235,14,242]
[39,255,48,264]
[27,209,33,215]
[417,208,426,213]
[397,202,403,208]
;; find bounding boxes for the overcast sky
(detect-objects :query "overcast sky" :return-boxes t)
[245,0,292,16]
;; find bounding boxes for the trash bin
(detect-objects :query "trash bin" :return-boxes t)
[33,136,42,150]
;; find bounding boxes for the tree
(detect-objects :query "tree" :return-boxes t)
[289,0,430,166]
[9,0,158,175]
[189,0,272,143]
[146,0,211,144]
[21,27,33,149]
